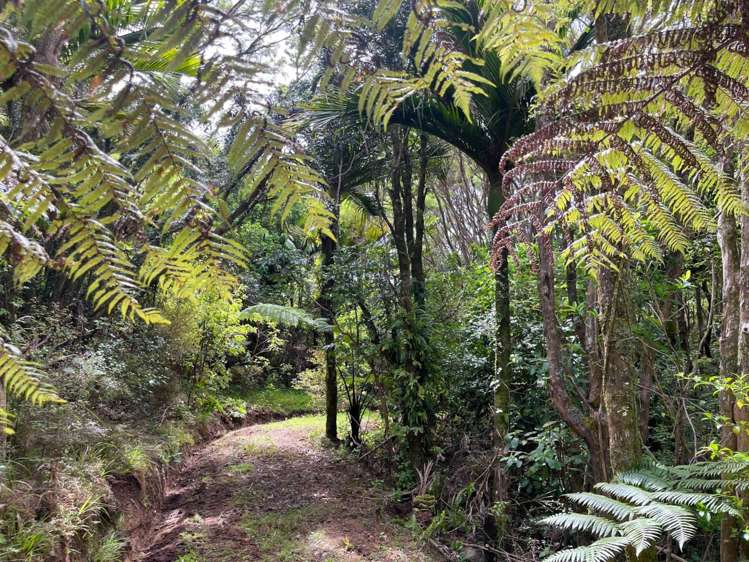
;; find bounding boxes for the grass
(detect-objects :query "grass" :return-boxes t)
[260,411,380,438]
[241,504,333,562]
[244,387,319,416]
[227,462,254,474]
[243,433,280,457]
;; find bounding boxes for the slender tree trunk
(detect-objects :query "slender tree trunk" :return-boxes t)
[639,345,654,444]
[701,279,714,357]
[411,133,428,307]
[484,170,512,556]
[599,267,642,474]
[718,206,740,562]
[737,154,749,561]
[320,233,339,444]
[538,235,607,482]
[388,128,431,465]
[0,382,6,470]
[358,298,391,437]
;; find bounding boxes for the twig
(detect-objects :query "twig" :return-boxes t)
[358,435,395,460]
[657,546,688,562]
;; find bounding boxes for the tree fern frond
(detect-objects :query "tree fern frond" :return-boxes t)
[594,483,654,506]
[0,221,49,285]
[241,304,331,332]
[0,342,63,407]
[543,536,631,562]
[635,502,697,548]
[539,513,620,538]
[650,491,739,515]
[58,217,168,324]
[619,517,662,555]
[616,469,671,492]
[564,492,638,521]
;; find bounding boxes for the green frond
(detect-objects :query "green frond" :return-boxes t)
[594,483,654,506]
[544,536,631,562]
[635,502,697,548]
[564,492,638,521]
[616,469,671,492]
[539,513,620,538]
[0,341,63,408]
[0,221,49,285]
[546,466,740,561]
[58,218,168,325]
[619,517,662,555]
[241,304,332,332]
[650,491,739,515]
[0,408,14,435]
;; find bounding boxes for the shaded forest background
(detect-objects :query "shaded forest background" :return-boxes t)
[1,1,749,561]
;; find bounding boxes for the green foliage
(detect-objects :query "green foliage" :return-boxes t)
[242,303,331,332]
[495,1,748,272]
[0,0,353,422]
[245,388,319,416]
[161,285,249,409]
[541,464,746,561]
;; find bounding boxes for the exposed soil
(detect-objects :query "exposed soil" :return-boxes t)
[128,416,441,562]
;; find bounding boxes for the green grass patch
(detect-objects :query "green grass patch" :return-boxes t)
[243,433,280,457]
[227,462,254,474]
[242,504,332,562]
[244,388,319,416]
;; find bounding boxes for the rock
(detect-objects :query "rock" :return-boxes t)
[460,545,486,562]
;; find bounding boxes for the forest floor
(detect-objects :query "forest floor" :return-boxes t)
[131,414,441,562]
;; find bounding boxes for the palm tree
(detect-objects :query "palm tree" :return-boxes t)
[308,0,533,523]
[304,124,387,444]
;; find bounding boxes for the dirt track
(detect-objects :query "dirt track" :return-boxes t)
[131,415,440,562]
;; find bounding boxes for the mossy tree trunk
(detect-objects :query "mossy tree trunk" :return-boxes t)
[718,204,740,562]
[320,232,339,445]
[484,171,512,556]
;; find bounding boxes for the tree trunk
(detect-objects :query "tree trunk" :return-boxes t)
[484,170,512,556]
[538,235,607,482]
[737,153,749,560]
[599,267,642,474]
[320,233,339,444]
[639,345,654,445]
[411,133,428,307]
[718,206,740,562]
[0,382,6,471]
[388,128,431,465]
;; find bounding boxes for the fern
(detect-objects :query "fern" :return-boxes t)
[544,536,631,562]
[492,1,747,273]
[542,465,746,561]
[0,342,63,408]
[242,304,332,332]
[538,513,620,538]
[326,0,496,129]
[0,0,349,425]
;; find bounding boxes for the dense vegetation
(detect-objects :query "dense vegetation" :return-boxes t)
[2,0,749,560]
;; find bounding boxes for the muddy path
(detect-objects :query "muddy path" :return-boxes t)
[129,415,441,562]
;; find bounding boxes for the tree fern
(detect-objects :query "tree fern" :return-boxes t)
[241,304,331,332]
[492,0,748,272]
[0,0,351,426]
[324,0,498,130]
[0,342,62,410]
[542,464,747,561]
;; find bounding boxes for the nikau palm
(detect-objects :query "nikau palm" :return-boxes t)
[309,0,534,515]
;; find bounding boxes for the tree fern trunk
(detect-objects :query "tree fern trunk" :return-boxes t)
[718,204,740,562]
[599,267,642,474]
